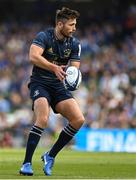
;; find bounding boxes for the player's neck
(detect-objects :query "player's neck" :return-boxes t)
[54,28,65,41]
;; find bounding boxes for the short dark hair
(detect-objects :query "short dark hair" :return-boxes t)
[56,7,80,23]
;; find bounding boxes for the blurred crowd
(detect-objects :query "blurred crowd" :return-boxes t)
[0,5,136,147]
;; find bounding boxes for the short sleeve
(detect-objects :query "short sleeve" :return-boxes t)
[70,38,81,61]
[32,31,48,49]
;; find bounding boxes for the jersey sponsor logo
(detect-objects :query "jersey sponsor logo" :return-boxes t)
[50,60,66,65]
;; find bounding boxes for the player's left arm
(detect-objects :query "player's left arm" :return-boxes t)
[70,61,80,68]
[70,38,81,69]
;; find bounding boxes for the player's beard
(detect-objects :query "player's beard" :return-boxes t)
[60,28,72,38]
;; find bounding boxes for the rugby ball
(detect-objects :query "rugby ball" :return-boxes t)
[63,66,82,91]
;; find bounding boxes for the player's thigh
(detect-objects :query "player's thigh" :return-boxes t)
[55,98,85,129]
[34,97,50,127]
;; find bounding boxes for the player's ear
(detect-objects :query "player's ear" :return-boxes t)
[57,21,63,28]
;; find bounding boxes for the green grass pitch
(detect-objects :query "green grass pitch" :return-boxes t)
[0,148,136,179]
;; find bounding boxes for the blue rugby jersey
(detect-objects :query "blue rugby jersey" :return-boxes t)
[30,28,81,83]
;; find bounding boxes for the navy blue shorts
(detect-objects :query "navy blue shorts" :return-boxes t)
[28,80,73,113]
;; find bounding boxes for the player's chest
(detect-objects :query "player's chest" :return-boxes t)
[46,39,72,60]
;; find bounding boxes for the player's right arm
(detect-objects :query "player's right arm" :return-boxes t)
[29,40,66,81]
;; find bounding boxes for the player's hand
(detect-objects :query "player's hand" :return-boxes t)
[53,65,67,81]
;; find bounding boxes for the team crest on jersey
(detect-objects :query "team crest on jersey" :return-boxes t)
[64,49,71,58]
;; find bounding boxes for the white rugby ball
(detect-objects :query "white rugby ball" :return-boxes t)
[63,66,82,91]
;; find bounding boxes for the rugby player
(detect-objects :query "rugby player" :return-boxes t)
[20,7,85,176]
